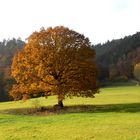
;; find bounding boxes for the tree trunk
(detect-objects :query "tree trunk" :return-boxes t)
[58,100,64,108]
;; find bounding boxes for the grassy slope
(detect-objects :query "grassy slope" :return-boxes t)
[0,86,140,140]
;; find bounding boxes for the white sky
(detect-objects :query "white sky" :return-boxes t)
[0,0,140,44]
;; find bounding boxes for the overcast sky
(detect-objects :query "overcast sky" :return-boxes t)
[0,0,140,44]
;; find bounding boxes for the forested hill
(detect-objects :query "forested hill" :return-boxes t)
[0,38,24,66]
[0,38,25,101]
[93,32,140,81]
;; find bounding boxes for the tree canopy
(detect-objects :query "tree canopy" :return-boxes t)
[10,26,99,107]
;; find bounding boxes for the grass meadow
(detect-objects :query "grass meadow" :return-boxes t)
[0,85,140,140]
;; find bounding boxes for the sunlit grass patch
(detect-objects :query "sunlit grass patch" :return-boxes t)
[0,85,140,140]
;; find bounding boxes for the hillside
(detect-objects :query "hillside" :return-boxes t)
[0,85,140,140]
[93,32,140,80]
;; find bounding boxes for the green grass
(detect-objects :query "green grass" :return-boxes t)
[0,86,140,140]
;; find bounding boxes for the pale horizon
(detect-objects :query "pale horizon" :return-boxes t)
[0,0,140,44]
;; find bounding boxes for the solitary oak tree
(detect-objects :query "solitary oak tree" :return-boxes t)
[10,26,99,107]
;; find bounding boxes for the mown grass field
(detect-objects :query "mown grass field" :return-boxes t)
[0,85,140,140]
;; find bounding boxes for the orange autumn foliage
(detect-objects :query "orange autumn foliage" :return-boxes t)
[10,26,99,106]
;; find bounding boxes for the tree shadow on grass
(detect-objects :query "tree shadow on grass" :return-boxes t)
[0,103,140,116]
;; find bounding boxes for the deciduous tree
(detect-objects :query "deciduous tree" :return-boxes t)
[10,26,99,107]
[134,63,140,81]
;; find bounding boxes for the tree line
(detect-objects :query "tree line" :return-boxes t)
[93,32,140,82]
[0,38,24,101]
